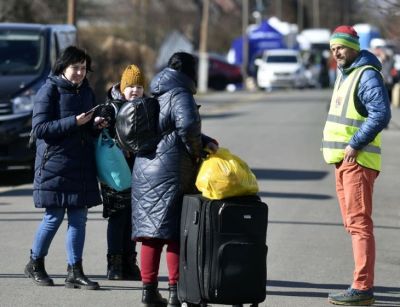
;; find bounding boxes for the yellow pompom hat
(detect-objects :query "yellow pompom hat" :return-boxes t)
[120,64,144,93]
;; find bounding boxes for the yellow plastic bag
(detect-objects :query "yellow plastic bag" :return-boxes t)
[195,148,259,199]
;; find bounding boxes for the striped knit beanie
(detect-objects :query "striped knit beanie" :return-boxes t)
[120,64,144,93]
[330,25,360,51]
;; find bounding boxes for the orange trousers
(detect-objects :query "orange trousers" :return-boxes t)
[335,161,378,290]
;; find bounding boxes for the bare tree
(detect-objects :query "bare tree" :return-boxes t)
[359,0,400,44]
[0,0,67,23]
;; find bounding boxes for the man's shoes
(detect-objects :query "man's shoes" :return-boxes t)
[328,287,375,306]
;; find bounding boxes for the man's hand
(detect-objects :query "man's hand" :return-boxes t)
[344,145,358,163]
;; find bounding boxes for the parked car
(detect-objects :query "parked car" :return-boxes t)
[254,49,308,90]
[0,23,76,170]
[178,52,242,91]
[202,53,243,91]
[157,52,242,91]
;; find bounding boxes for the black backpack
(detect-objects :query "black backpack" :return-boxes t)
[115,96,161,154]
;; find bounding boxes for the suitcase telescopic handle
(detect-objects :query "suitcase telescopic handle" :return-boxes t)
[183,229,188,268]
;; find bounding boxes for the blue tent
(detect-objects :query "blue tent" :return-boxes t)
[229,21,286,70]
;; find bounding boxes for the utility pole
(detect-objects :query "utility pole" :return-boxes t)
[297,0,304,31]
[276,0,282,20]
[242,0,249,89]
[313,0,320,28]
[342,0,350,25]
[198,0,210,93]
[67,0,76,25]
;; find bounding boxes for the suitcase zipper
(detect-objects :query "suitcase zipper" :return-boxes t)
[203,199,213,300]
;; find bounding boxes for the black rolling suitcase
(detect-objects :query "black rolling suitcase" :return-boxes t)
[178,194,268,307]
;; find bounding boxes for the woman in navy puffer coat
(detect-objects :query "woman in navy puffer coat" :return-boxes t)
[25,46,106,290]
[131,52,218,307]
[32,76,101,208]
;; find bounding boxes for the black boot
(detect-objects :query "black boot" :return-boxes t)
[24,253,54,286]
[65,261,99,290]
[142,282,168,307]
[107,254,123,280]
[167,284,180,307]
[123,252,141,281]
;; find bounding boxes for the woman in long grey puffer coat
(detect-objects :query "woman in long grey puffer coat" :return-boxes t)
[131,52,217,307]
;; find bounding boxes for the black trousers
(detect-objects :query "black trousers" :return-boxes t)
[107,206,136,255]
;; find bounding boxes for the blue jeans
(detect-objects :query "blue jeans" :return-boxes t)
[31,207,88,265]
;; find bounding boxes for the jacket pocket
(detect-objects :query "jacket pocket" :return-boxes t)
[39,145,51,176]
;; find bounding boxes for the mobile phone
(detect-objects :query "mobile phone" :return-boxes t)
[84,105,100,116]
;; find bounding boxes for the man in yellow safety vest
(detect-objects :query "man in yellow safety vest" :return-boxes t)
[322,25,391,306]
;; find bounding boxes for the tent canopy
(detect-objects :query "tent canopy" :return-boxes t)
[228,20,286,67]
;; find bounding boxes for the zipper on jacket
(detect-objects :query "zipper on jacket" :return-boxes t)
[80,132,87,204]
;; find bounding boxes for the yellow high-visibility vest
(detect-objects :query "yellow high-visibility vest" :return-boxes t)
[322,65,381,171]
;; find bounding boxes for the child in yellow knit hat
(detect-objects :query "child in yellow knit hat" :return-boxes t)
[120,64,145,101]
[95,64,145,282]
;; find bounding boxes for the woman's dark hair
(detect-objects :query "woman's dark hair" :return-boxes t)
[53,46,92,75]
[167,52,197,82]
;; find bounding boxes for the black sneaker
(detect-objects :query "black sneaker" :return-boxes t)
[328,287,375,306]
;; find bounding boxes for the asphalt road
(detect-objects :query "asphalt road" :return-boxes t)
[0,89,399,307]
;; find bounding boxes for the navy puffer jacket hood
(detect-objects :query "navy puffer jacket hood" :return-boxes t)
[32,75,101,208]
[131,68,202,240]
[150,67,197,96]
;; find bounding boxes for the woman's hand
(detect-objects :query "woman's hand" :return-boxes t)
[206,142,219,153]
[76,112,93,126]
